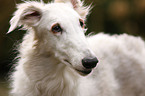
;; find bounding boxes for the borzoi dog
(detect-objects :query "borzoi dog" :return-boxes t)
[8,0,145,96]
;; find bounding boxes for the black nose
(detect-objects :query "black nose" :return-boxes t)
[82,57,98,69]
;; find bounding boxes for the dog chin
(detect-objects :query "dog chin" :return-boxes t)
[75,69,92,76]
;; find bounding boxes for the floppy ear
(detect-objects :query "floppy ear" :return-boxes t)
[54,0,90,19]
[7,1,44,34]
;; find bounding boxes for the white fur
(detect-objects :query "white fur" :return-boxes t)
[8,0,145,96]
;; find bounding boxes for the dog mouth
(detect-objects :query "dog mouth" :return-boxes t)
[75,69,92,76]
[63,59,72,65]
[62,59,92,76]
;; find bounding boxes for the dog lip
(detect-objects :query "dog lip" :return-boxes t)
[76,69,92,75]
[63,59,72,65]
[62,59,92,75]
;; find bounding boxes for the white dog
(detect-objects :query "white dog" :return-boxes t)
[8,0,145,96]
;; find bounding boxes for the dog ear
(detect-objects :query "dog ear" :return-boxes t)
[7,2,44,34]
[54,0,91,19]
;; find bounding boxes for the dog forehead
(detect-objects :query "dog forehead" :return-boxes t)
[44,3,80,19]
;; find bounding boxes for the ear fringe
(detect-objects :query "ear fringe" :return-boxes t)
[75,0,92,19]
[7,1,44,34]
[54,0,91,19]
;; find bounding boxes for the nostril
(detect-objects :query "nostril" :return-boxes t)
[82,57,98,69]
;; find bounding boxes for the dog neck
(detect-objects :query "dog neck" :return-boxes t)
[23,57,80,96]
[38,63,80,96]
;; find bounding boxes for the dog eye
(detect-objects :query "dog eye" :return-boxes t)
[79,19,85,28]
[51,23,63,34]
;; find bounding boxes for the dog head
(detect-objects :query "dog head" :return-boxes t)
[8,0,98,76]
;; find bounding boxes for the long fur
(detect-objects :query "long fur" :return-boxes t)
[8,0,145,96]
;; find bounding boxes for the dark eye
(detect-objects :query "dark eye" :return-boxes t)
[51,23,63,33]
[79,19,85,28]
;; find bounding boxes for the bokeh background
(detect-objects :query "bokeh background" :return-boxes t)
[0,0,145,96]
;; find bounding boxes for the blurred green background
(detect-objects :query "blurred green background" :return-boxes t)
[0,0,145,96]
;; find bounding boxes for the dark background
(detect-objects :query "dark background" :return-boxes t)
[0,0,145,95]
